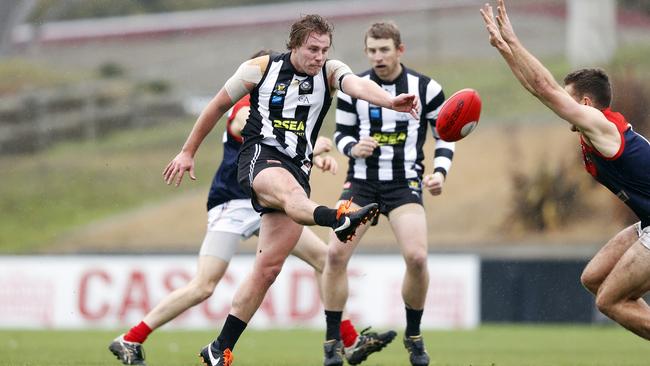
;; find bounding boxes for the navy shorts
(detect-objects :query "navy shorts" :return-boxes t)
[237,143,311,214]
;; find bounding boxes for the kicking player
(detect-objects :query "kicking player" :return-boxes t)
[482,0,650,341]
[108,50,395,366]
[322,22,453,366]
[163,14,418,366]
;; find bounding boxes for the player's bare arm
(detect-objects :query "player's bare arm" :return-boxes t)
[485,0,620,156]
[163,88,235,186]
[164,57,267,186]
[480,3,535,95]
[340,73,419,119]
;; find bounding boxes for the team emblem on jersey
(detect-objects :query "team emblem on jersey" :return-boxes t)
[274,83,287,95]
[299,80,311,91]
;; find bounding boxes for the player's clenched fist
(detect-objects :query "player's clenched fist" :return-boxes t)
[351,136,379,159]
[423,171,445,196]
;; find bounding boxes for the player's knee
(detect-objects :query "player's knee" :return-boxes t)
[197,282,217,301]
[188,280,217,302]
[326,250,349,271]
[259,264,283,286]
[403,251,428,274]
[311,255,325,274]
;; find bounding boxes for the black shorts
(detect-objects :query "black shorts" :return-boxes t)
[237,143,311,214]
[338,178,423,223]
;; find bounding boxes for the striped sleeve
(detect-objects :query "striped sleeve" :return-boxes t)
[424,79,445,126]
[335,91,358,157]
[424,79,454,177]
[433,138,455,178]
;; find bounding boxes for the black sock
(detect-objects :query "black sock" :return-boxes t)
[405,307,423,337]
[215,314,247,351]
[325,310,343,341]
[314,206,338,227]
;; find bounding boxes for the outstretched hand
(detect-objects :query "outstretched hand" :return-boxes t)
[480,0,517,50]
[480,3,508,53]
[163,151,196,187]
[494,0,517,44]
[392,93,420,119]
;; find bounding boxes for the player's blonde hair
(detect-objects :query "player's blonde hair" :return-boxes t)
[286,14,333,50]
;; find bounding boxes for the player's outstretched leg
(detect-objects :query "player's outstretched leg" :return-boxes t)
[323,339,344,366]
[333,199,379,243]
[199,341,233,366]
[403,334,430,366]
[108,334,146,365]
[344,327,397,365]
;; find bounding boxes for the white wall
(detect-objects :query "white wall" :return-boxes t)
[0,254,479,330]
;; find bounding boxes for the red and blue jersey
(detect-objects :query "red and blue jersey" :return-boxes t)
[206,95,250,211]
[580,108,650,227]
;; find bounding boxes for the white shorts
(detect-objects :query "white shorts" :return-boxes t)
[198,199,261,261]
[206,199,261,238]
[636,222,650,250]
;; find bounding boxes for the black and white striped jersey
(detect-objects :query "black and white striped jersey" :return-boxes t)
[334,65,455,181]
[241,52,332,175]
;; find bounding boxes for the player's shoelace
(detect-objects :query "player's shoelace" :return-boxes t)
[335,198,354,220]
[222,349,233,366]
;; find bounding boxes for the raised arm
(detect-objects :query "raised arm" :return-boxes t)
[482,0,617,147]
[480,3,536,95]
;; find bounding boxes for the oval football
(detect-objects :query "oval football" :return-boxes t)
[436,88,482,142]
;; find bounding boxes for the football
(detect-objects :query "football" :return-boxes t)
[435,88,482,142]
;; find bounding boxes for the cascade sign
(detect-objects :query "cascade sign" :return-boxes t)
[0,255,479,329]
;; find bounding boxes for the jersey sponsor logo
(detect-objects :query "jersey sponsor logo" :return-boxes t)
[408,179,421,190]
[369,107,381,120]
[298,95,310,104]
[274,82,287,95]
[372,131,407,146]
[271,95,284,105]
[273,119,306,135]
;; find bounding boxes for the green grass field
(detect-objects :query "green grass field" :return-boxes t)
[1,325,649,366]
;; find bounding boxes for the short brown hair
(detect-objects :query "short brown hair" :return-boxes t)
[563,68,612,109]
[364,21,401,49]
[286,14,333,50]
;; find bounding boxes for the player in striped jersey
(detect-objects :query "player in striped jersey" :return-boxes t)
[482,0,650,343]
[163,15,419,366]
[323,22,454,366]
[109,66,390,364]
